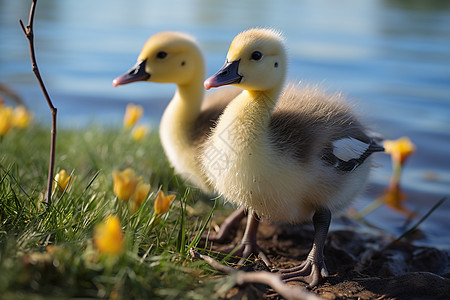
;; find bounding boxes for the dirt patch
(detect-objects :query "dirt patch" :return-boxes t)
[208,218,450,300]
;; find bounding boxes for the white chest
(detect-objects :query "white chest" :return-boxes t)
[202,113,316,223]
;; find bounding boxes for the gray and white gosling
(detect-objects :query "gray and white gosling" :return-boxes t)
[202,28,384,287]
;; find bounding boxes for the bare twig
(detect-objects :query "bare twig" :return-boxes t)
[19,0,57,206]
[235,272,323,300]
[0,83,25,107]
[189,249,323,300]
[190,248,235,274]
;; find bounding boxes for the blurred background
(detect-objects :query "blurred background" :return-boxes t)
[1,0,449,248]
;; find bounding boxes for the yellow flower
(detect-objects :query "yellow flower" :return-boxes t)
[154,190,175,215]
[383,137,416,165]
[131,125,149,141]
[94,215,124,255]
[54,169,72,194]
[12,105,32,128]
[123,103,143,129]
[133,182,151,206]
[0,105,13,136]
[381,182,415,218]
[112,168,142,201]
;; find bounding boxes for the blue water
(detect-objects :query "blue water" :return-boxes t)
[1,0,449,248]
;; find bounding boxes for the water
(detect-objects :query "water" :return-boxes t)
[1,0,449,248]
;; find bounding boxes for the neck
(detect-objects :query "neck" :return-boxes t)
[169,74,205,124]
[248,88,279,108]
[240,86,283,126]
[214,86,282,153]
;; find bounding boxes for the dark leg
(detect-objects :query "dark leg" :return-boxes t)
[277,208,331,288]
[209,206,246,243]
[233,210,271,267]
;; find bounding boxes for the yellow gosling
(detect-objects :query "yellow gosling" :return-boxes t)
[203,28,384,287]
[113,32,240,193]
[113,32,245,243]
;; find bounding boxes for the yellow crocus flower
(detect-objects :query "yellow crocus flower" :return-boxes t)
[54,169,72,194]
[0,105,13,136]
[133,182,151,206]
[123,103,143,129]
[94,215,124,255]
[154,190,175,215]
[381,182,415,218]
[383,137,416,165]
[131,124,149,141]
[112,168,142,201]
[12,105,32,128]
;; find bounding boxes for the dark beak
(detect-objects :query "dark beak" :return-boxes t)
[204,60,242,90]
[112,60,150,87]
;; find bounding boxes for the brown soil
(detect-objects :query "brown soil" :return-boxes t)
[208,217,450,300]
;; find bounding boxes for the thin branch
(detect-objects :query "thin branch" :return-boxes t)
[19,0,57,206]
[0,83,25,107]
[189,249,322,300]
[235,272,322,300]
[190,248,235,274]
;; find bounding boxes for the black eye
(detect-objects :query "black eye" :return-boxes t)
[250,51,262,61]
[156,51,167,59]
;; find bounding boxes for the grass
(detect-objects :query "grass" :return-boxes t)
[2,119,445,299]
[0,124,233,299]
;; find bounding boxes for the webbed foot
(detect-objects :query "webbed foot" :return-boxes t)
[229,239,271,267]
[277,257,328,288]
[218,210,272,267]
[273,208,331,288]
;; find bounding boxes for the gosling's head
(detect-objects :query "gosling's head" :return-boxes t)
[113,31,205,87]
[204,28,287,93]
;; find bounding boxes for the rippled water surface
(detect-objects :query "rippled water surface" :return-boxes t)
[1,0,449,248]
